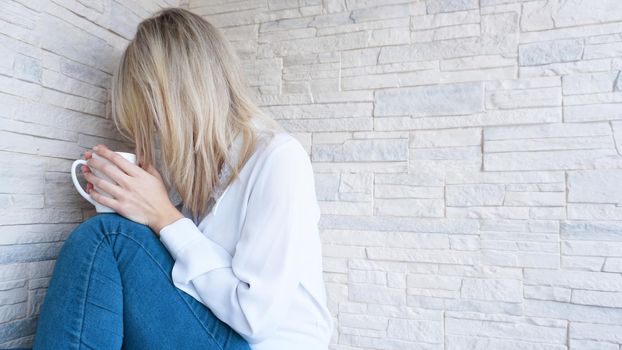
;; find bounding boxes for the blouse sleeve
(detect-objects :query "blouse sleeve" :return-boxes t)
[158,138,320,344]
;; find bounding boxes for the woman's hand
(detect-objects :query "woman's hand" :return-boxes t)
[81,144,184,236]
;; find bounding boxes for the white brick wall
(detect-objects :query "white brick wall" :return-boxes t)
[3,0,622,348]
[0,0,179,347]
[186,0,622,349]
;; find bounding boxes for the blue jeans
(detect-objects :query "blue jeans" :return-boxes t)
[32,213,250,350]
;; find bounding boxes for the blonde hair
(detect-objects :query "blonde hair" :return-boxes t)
[111,7,284,222]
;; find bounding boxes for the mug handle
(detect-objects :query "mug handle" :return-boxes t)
[71,159,98,207]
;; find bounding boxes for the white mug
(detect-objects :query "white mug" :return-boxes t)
[71,151,137,213]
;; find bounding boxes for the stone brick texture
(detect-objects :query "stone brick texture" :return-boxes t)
[2,0,622,348]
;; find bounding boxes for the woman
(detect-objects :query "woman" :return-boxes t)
[32,7,333,350]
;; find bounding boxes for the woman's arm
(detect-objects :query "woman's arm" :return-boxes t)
[158,139,320,343]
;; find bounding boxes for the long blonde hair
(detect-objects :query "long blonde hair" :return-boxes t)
[111,7,284,222]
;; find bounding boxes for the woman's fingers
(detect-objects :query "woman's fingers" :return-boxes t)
[86,157,131,188]
[94,145,140,176]
[81,150,95,192]
[88,187,120,213]
[82,149,92,173]
[84,172,124,200]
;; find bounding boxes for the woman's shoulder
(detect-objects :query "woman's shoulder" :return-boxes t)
[256,131,309,167]
[251,117,304,154]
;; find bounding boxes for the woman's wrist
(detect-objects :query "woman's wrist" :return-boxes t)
[151,206,185,237]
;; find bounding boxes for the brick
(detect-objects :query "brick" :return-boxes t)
[554,0,622,28]
[446,314,566,344]
[564,103,622,122]
[0,243,63,264]
[0,317,36,343]
[568,170,622,205]
[521,58,612,78]
[375,184,442,199]
[562,72,619,95]
[567,203,622,221]
[258,31,368,57]
[379,37,485,62]
[341,47,380,67]
[484,122,611,140]
[375,198,444,217]
[410,127,481,148]
[604,258,622,273]
[412,9,480,30]
[351,3,423,22]
[426,0,478,14]
[562,256,605,272]
[0,130,84,159]
[504,191,564,207]
[569,339,618,350]
[441,54,516,71]
[524,285,571,302]
[0,116,78,142]
[0,1,38,30]
[39,15,112,71]
[407,274,461,290]
[375,82,484,117]
[570,322,622,343]
[348,270,386,285]
[448,335,567,349]
[571,290,622,308]
[0,194,44,209]
[525,269,622,292]
[348,284,405,305]
[411,146,481,161]
[484,149,617,171]
[486,136,613,153]
[486,87,561,109]
[519,39,584,66]
[368,247,479,264]
[13,54,41,83]
[520,0,555,32]
[312,138,407,162]
[369,27,410,46]
[460,278,523,302]
[0,152,46,195]
[339,313,387,330]
[265,102,372,119]
[525,299,622,324]
[387,318,443,343]
[446,184,505,206]
[481,12,519,52]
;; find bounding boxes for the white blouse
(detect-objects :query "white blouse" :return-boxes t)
[158,123,334,349]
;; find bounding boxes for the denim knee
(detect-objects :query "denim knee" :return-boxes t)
[65,213,154,249]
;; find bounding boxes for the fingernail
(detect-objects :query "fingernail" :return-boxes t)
[93,146,99,151]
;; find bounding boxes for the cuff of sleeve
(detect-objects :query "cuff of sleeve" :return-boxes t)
[159,217,203,259]
[159,218,233,282]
